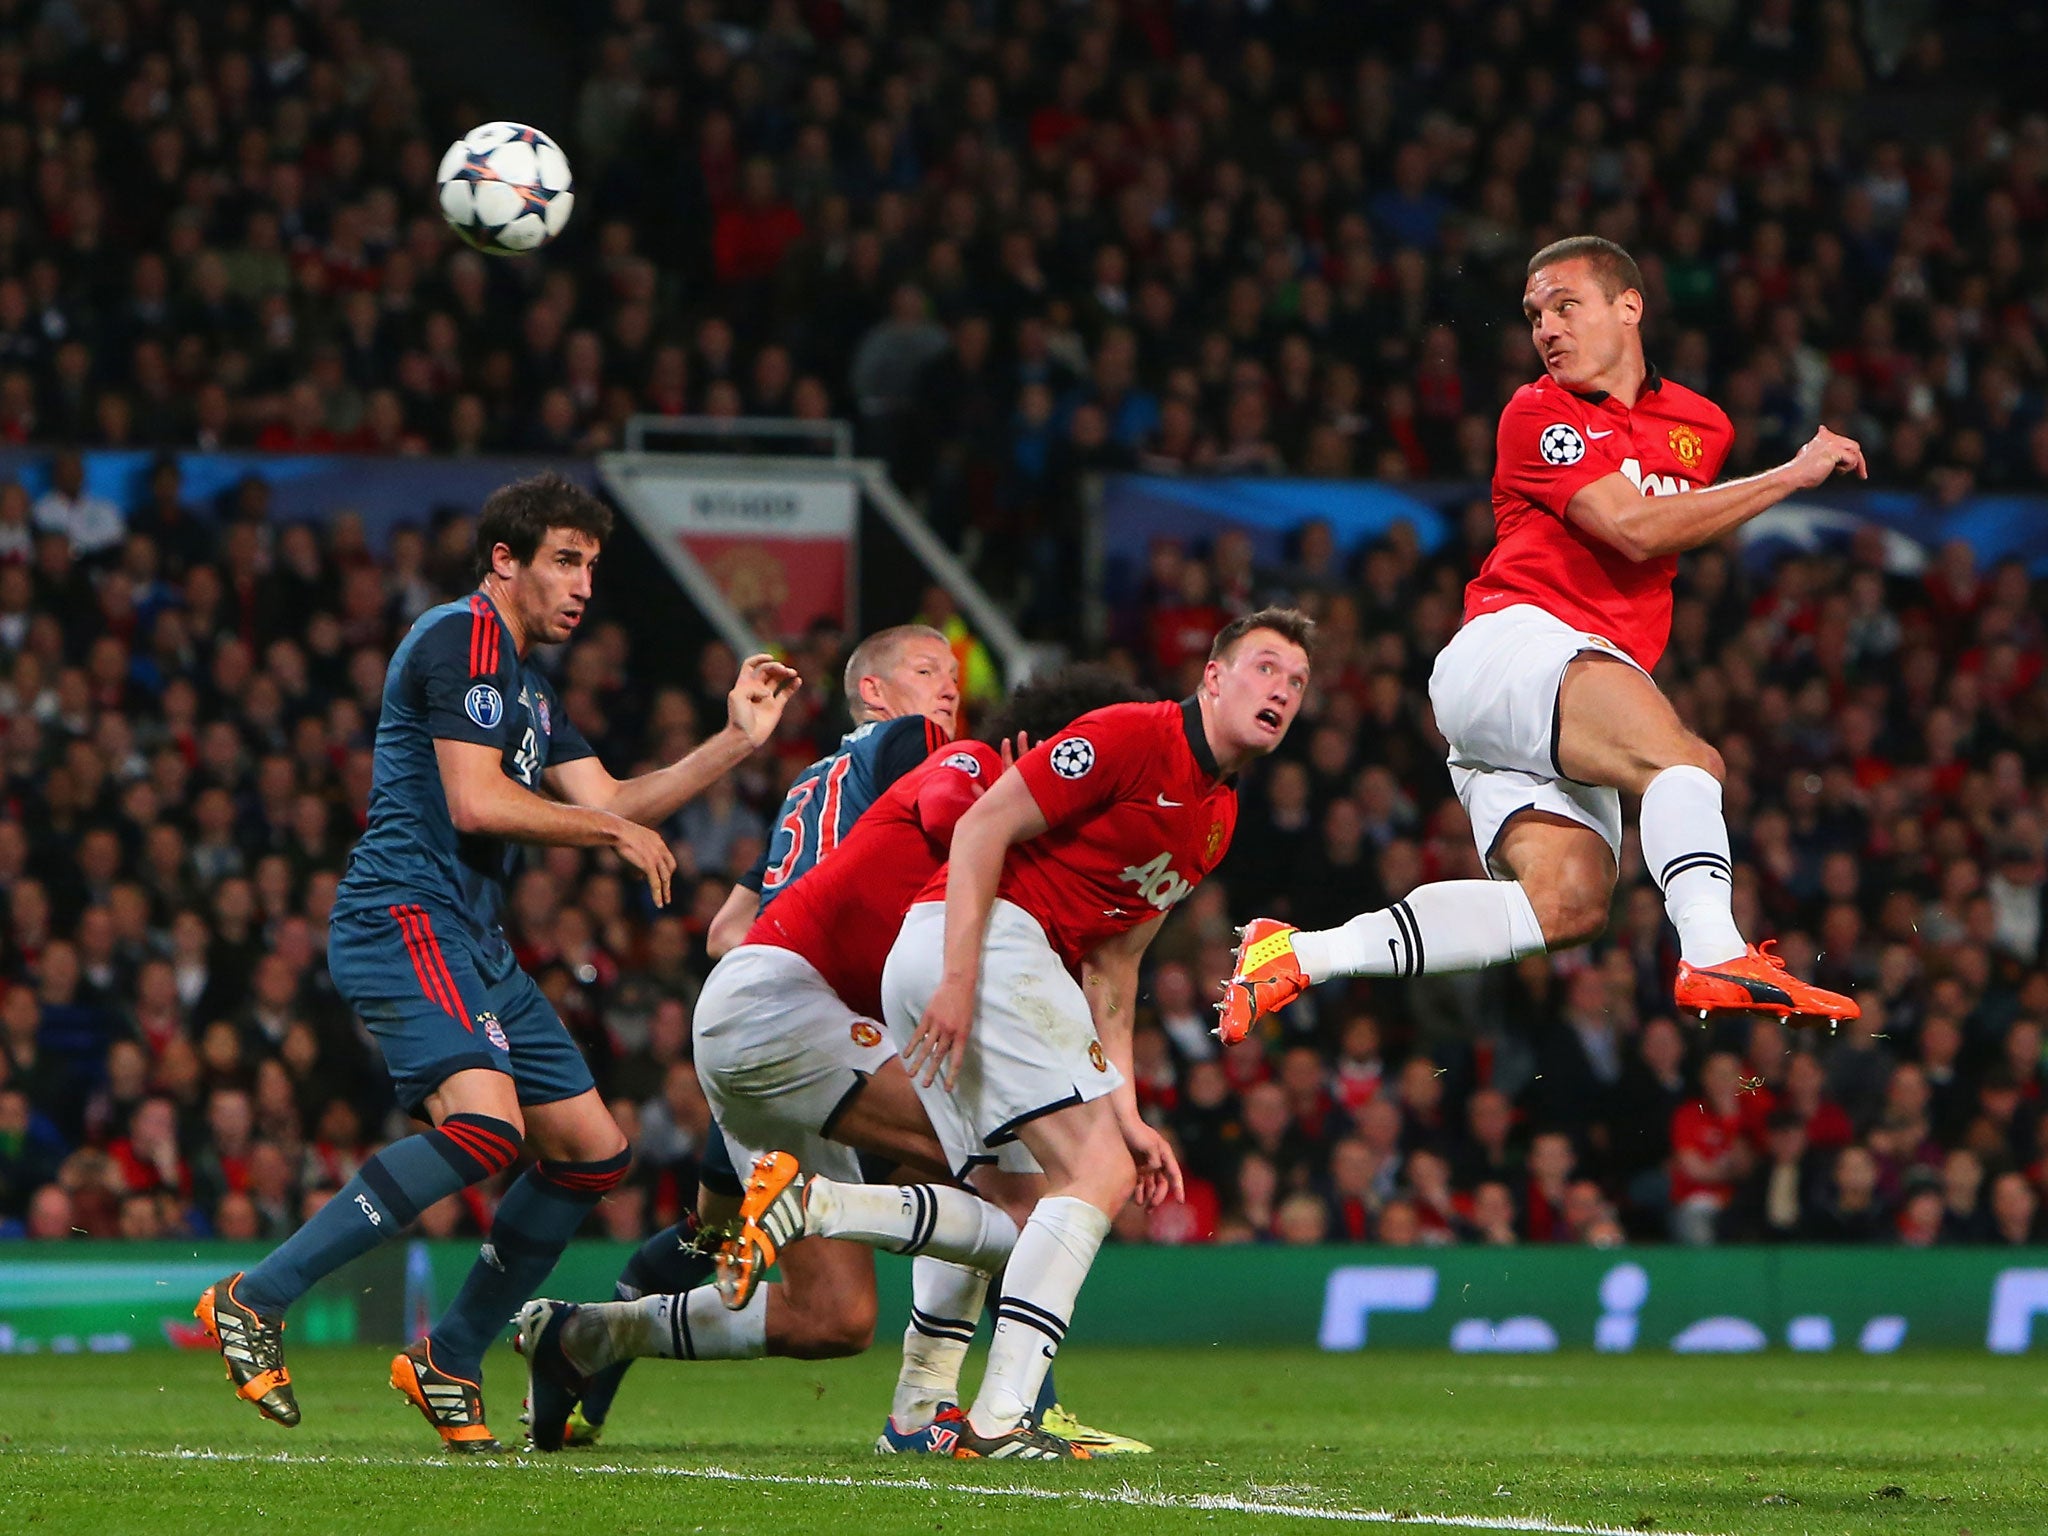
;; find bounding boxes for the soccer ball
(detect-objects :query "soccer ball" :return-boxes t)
[436,122,575,256]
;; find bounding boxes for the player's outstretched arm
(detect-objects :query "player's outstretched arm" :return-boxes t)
[902,771,1049,1091]
[547,654,800,828]
[436,738,677,905]
[1564,425,1867,562]
[1081,917,1184,1210]
[705,884,760,959]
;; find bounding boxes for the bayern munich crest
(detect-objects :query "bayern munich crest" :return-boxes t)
[1049,736,1096,779]
[1539,423,1586,465]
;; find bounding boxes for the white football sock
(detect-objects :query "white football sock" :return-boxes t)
[805,1178,1018,1271]
[968,1196,1108,1437]
[1288,880,1548,980]
[562,1285,767,1371]
[891,1257,989,1430]
[1640,765,1746,966]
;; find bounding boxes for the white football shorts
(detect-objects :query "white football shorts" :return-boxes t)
[1428,602,1650,874]
[880,899,1124,1180]
[690,941,895,1183]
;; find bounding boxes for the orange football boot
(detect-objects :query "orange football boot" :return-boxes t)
[1673,941,1860,1025]
[1215,919,1311,1046]
[714,1151,809,1311]
[389,1340,503,1453]
[196,1272,299,1426]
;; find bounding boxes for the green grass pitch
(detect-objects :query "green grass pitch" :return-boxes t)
[3,1344,2043,1535]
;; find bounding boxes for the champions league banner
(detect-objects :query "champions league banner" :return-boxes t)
[7,1242,2046,1355]
[1093,473,2048,605]
[0,449,597,550]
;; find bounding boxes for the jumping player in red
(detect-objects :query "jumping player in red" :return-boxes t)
[1221,236,1863,1043]
[735,609,1313,1458]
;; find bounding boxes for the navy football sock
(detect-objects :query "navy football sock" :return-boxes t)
[575,1217,718,1425]
[429,1149,632,1382]
[1035,1365,1060,1418]
[237,1115,520,1315]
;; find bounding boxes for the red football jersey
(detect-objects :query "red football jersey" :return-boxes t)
[913,700,1238,971]
[1464,368,1733,670]
[746,740,1001,1018]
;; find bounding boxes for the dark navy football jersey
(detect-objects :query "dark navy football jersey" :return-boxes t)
[334,593,593,945]
[744,713,950,907]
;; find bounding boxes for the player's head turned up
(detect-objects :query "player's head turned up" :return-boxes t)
[979,662,1151,746]
[1523,235,1646,399]
[843,623,959,735]
[474,471,616,652]
[1198,606,1314,774]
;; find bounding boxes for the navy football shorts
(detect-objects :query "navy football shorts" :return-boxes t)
[328,902,596,1118]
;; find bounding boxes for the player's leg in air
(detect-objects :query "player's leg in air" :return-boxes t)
[516,950,1017,1452]
[1221,637,1859,1041]
[537,1132,736,1446]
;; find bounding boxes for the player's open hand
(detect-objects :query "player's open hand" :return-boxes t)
[1122,1118,1185,1209]
[607,815,677,907]
[997,731,1032,771]
[727,654,802,747]
[904,977,974,1090]
[1788,425,1867,488]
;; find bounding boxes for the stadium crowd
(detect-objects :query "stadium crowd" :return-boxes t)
[1,0,2046,1251]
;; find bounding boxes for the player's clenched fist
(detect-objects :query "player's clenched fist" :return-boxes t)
[726,653,802,747]
[904,975,974,1089]
[607,814,677,906]
[1787,425,1867,488]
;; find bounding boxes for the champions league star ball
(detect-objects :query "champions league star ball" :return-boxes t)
[436,122,575,256]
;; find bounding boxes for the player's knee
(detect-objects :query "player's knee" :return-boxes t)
[778,1278,877,1358]
[1074,1141,1137,1216]
[1638,734,1721,785]
[1526,861,1613,949]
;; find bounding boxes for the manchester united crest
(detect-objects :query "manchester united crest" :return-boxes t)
[1088,1040,1108,1073]
[1206,821,1224,861]
[850,1020,883,1048]
[1668,424,1704,471]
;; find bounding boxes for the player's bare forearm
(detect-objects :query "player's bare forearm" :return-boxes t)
[603,724,754,826]
[936,774,1051,992]
[437,742,629,848]
[1567,463,1796,560]
[706,883,760,959]
[1082,917,1162,1126]
[936,814,1009,994]
[1567,426,1866,561]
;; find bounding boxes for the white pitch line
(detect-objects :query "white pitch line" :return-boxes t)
[15,1446,1728,1536]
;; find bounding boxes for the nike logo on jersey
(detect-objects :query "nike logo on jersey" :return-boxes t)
[1155,792,1183,808]
[1587,429,1614,439]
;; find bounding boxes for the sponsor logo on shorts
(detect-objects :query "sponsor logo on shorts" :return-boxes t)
[476,1010,510,1051]
[1088,1041,1107,1073]
[1049,736,1095,779]
[941,751,983,777]
[1539,422,1586,465]
[851,1020,883,1048]
[465,683,504,728]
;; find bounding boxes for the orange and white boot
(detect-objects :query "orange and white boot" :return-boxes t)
[1673,941,1859,1026]
[1215,919,1312,1045]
